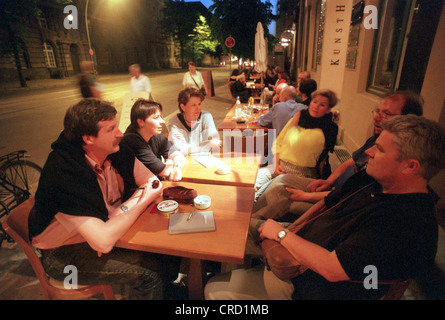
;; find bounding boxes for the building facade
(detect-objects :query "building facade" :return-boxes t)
[0,0,173,83]
[277,0,444,145]
[277,0,445,213]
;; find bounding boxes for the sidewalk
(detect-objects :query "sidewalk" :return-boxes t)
[0,68,185,98]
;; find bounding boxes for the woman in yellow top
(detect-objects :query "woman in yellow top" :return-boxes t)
[274,89,338,178]
[255,89,338,196]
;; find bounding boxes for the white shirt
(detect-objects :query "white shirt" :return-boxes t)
[183,71,205,90]
[130,74,152,93]
[168,112,219,155]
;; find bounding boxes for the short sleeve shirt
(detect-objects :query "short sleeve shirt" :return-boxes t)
[291,171,438,300]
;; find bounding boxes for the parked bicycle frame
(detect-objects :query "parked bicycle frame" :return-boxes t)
[0,150,42,245]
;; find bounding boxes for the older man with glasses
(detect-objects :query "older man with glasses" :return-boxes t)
[252,90,424,220]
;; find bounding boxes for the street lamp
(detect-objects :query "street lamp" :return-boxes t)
[280,29,294,47]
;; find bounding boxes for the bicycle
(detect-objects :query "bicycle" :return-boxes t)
[0,150,42,246]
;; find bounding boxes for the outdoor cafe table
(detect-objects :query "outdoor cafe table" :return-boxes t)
[181,152,260,188]
[246,81,264,97]
[116,181,255,300]
[218,104,273,158]
[218,103,270,132]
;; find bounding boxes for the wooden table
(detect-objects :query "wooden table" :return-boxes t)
[116,181,254,300]
[181,152,260,188]
[218,104,273,159]
[218,103,270,131]
[246,81,264,91]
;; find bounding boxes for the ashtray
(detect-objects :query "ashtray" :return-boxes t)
[194,195,211,209]
[216,165,230,175]
[157,200,178,216]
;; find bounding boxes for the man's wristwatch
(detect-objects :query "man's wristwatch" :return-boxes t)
[277,229,290,243]
[120,205,129,213]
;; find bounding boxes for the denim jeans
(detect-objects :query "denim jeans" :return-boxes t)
[41,242,180,300]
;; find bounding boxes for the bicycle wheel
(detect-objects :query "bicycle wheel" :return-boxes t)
[0,160,42,205]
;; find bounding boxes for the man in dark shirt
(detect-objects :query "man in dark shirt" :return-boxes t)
[205,115,444,300]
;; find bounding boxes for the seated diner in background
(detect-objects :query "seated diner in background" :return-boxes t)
[205,115,444,300]
[231,73,250,103]
[297,78,317,106]
[120,99,185,181]
[168,87,220,155]
[268,72,288,91]
[264,65,277,88]
[257,85,307,135]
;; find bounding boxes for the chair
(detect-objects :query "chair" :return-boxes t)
[2,198,115,300]
[381,279,412,300]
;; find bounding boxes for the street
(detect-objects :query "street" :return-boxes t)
[0,66,234,167]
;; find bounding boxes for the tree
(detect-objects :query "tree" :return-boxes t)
[185,15,219,62]
[209,0,276,60]
[161,0,204,67]
[0,0,71,87]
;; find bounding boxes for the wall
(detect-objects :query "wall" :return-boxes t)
[420,4,445,127]
[319,0,352,101]
[339,0,381,150]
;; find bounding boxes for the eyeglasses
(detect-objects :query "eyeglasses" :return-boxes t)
[371,108,398,120]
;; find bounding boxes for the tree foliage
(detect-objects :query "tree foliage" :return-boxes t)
[184,16,219,62]
[209,0,276,60]
[161,0,203,67]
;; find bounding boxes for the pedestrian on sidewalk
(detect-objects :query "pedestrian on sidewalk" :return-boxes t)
[129,64,152,97]
[78,61,101,99]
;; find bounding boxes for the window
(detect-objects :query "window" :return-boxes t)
[311,0,326,72]
[43,42,57,68]
[367,0,413,95]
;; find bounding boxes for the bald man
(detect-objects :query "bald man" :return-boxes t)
[258,85,307,135]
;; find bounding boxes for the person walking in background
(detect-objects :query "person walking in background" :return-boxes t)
[78,61,101,99]
[129,64,152,95]
[182,61,207,96]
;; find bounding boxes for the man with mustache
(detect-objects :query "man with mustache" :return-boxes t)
[29,99,179,299]
[252,90,424,220]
